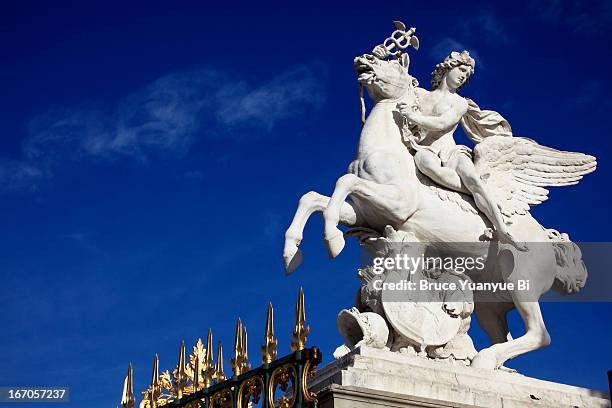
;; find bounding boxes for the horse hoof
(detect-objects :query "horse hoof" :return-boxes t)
[470,349,499,370]
[283,246,303,275]
[324,229,345,259]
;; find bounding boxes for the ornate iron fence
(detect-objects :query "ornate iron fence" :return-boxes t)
[119,288,322,408]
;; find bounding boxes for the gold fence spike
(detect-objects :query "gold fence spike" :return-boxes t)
[149,354,160,408]
[290,287,310,352]
[242,324,248,361]
[261,302,278,364]
[176,340,187,399]
[205,329,213,367]
[121,362,135,408]
[203,328,214,388]
[234,318,243,357]
[152,354,159,388]
[242,323,251,371]
[231,318,244,376]
[214,341,226,381]
[178,340,186,374]
[194,355,200,392]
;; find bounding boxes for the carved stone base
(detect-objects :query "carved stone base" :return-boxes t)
[310,346,611,408]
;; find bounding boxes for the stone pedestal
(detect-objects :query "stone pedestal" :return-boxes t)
[310,346,611,408]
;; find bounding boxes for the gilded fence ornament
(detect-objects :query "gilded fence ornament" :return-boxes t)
[121,363,135,408]
[193,356,200,393]
[261,302,278,364]
[187,338,205,393]
[126,292,321,407]
[301,349,321,403]
[175,341,188,399]
[290,288,310,352]
[141,348,187,406]
[210,388,232,408]
[158,370,173,403]
[268,365,296,408]
[203,329,215,388]
[139,354,163,408]
[231,318,250,376]
[242,324,249,363]
[214,341,226,381]
[237,376,264,407]
[231,318,243,376]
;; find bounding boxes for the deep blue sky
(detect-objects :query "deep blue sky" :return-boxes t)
[0,1,611,407]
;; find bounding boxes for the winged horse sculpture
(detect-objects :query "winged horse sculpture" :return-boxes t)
[282,22,596,369]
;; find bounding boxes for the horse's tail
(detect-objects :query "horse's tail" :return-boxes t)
[546,229,588,295]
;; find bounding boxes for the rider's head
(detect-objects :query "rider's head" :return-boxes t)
[431,51,475,91]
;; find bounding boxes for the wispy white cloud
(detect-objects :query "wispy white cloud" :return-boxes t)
[24,70,221,165]
[460,10,512,45]
[529,0,612,35]
[215,66,325,131]
[430,37,483,69]
[430,10,509,71]
[0,65,326,191]
[0,158,46,191]
[430,37,468,61]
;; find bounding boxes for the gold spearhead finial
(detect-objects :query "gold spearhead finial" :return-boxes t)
[214,341,226,381]
[193,354,200,393]
[176,340,187,399]
[152,354,159,388]
[242,324,251,371]
[231,318,244,376]
[290,287,310,352]
[148,354,160,408]
[203,328,214,388]
[260,302,278,364]
[121,363,135,408]
[230,318,250,376]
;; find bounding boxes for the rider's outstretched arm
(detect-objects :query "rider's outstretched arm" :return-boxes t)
[398,102,465,132]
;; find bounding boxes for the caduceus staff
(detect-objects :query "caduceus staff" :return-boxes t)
[359,20,420,126]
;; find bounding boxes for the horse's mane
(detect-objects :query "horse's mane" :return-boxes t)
[416,171,479,215]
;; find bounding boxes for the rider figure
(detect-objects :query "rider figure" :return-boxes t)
[398,51,525,250]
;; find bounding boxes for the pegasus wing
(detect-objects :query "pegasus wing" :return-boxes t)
[473,136,597,217]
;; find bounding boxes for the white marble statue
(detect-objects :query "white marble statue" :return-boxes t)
[283,21,596,370]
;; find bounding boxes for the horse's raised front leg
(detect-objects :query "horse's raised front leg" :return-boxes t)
[283,191,361,274]
[323,173,416,258]
[471,299,550,370]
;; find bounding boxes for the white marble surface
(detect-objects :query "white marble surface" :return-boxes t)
[311,346,611,408]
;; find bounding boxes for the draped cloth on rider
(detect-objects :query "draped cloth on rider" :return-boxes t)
[438,98,513,164]
[460,98,513,143]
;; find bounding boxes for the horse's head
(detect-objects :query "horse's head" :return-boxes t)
[354,53,416,102]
